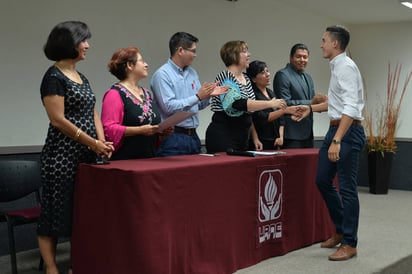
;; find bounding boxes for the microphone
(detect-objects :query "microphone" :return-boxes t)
[226,148,256,157]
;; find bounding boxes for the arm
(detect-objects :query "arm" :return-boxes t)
[43,95,112,157]
[150,70,198,115]
[267,105,303,122]
[328,114,353,162]
[94,109,106,141]
[246,98,286,112]
[101,90,127,151]
[274,125,284,147]
[250,122,263,151]
[151,69,224,115]
[101,90,159,151]
[292,101,328,121]
[328,65,363,162]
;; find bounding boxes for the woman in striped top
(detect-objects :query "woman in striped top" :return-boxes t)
[205,40,286,153]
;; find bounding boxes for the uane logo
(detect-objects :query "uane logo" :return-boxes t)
[259,171,282,222]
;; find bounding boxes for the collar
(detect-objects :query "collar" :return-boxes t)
[329,52,347,69]
[168,58,188,73]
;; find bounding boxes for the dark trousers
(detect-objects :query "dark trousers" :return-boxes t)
[156,132,201,156]
[316,124,365,247]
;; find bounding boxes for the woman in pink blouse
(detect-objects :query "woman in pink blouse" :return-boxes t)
[101,46,163,159]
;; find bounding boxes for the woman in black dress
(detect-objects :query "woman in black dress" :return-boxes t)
[38,21,113,274]
[246,60,291,150]
[101,46,166,160]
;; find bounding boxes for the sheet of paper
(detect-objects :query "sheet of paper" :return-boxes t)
[157,111,196,132]
[247,151,287,156]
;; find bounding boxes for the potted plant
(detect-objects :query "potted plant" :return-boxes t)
[364,63,411,194]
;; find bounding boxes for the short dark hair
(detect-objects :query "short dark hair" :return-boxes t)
[326,25,350,51]
[108,46,139,80]
[169,32,199,56]
[43,21,91,61]
[246,60,267,80]
[290,43,309,57]
[220,40,248,67]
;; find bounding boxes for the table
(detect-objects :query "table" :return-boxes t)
[72,148,334,274]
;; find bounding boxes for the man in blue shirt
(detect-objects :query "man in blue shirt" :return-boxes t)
[151,32,226,156]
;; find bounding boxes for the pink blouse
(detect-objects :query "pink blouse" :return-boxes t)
[101,89,127,151]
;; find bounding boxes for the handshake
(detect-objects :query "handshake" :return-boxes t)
[276,93,328,122]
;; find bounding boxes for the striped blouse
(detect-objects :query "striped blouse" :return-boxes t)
[210,70,255,112]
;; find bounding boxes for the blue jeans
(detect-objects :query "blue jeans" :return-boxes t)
[316,125,365,247]
[156,132,201,156]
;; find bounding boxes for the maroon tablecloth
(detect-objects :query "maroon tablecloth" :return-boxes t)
[72,148,333,274]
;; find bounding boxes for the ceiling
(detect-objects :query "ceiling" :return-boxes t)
[276,0,412,24]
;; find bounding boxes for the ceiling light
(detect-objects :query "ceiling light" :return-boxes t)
[400,1,412,9]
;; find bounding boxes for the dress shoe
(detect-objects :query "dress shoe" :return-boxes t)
[320,233,342,248]
[328,244,357,261]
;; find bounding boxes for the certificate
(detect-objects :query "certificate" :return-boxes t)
[247,151,287,156]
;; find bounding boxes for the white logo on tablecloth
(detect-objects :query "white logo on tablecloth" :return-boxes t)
[258,169,283,244]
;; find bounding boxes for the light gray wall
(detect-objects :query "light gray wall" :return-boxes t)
[0,0,411,147]
[349,22,412,138]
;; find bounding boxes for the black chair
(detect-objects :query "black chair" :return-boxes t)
[0,160,44,274]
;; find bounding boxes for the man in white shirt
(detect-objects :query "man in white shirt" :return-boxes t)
[306,25,366,261]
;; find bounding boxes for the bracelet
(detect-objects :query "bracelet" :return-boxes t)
[195,94,201,101]
[309,105,313,113]
[88,139,99,150]
[73,128,82,141]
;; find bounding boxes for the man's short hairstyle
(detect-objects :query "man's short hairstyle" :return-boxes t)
[220,40,248,67]
[169,32,199,56]
[290,43,309,57]
[43,21,91,61]
[326,25,350,51]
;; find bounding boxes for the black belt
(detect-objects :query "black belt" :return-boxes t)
[330,120,362,127]
[174,126,197,135]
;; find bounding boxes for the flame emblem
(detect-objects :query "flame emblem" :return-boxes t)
[259,171,282,222]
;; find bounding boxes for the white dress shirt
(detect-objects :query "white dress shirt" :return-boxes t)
[328,52,364,121]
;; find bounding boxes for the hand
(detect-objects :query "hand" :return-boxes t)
[285,105,300,115]
[140,125,160,136]
[93,140,114,158]
[291,105,311,122]
[102,140,114,159]
[270,98,286,109]
[159,126,174,137]
[254,139,263,151]
[197,82,226,100]
[328,142,341,162]
[103,141,114,152]
[210,85,229,97]
[274,137,283,147]
[311,93,328,104]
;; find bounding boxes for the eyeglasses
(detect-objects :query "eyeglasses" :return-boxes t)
[184,47,197,54]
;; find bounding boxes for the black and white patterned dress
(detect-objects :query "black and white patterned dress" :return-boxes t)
[37,66,96,237]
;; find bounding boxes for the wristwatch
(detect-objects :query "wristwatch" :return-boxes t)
[332,139,341,145]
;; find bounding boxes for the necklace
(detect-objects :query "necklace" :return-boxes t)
[55,63,82,84]
[120,82,145,102]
